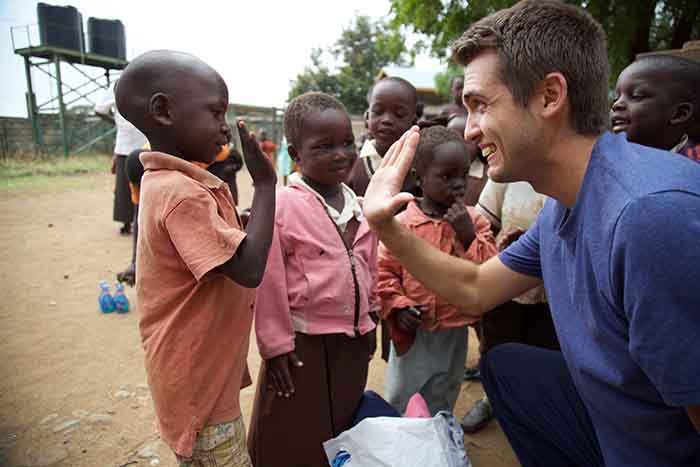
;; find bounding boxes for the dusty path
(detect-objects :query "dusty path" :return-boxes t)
[0,169,518,467]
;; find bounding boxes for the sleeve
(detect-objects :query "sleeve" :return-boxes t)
[164,192,246,281]
[476,179,507,230]
[498,213,543,278]
[253,217,295,360]
[458,208,499,264]
[376,241,418,320]
[610,192,700,407]
[367,235,380,313]
[94,86,114,116]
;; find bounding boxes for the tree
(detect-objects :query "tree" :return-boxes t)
[389,0,700,86]
[288,15,414,114]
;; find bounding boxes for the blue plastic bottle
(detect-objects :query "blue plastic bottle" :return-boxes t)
[98,280,115,313]
[113,282,130,314]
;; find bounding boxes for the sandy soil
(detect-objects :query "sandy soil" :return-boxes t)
[0,168,519,467]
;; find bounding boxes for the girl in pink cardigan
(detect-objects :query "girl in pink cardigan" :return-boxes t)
[248,92,378,467]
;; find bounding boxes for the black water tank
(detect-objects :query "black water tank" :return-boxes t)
[37,3,84,51]
[88,18,126,60]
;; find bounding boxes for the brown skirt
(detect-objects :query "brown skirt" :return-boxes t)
[248,332,371,467]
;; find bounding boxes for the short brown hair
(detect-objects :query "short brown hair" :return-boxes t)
[452,0,609,136]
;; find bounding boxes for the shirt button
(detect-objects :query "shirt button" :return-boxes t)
[344,305,351,314]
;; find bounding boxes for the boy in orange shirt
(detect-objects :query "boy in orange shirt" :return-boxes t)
[115,50,276,466]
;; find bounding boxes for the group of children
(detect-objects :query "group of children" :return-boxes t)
[114,46,700,467]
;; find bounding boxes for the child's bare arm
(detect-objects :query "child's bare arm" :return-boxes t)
[218,122,277,288]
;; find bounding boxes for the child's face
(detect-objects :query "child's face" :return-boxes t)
[610,62,679,149]
[170,73,231,163]
[368,81,416,155]
[293,108,357,188]
[418,142,470,208]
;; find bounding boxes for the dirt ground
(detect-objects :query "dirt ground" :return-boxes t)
[0,168,519,467]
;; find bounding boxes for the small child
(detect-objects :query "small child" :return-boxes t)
[115,50,276,466]
[611,55,700,161]
[378,126,498,415]
[348,76,420,362]
[348,77,419,196]
[248,92,378,467]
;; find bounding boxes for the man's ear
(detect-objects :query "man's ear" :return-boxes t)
[149,93,173,126]
[288,144,300,163]
[670,102,693,126]
[537,72,568,120]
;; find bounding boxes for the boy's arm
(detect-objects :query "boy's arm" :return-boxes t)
[362,127,541,316]
[217,122,277,288]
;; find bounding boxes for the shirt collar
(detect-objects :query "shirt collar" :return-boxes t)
[288,172,364,232]
[360,139,383,173]
[403,200,446,227]
[140,151,225,189]
[671,134,689,154]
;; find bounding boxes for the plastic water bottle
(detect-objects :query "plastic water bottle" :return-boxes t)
[98,280,115,313]
[113,282,130,314]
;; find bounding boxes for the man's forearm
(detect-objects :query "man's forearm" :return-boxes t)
[372,219,483,315]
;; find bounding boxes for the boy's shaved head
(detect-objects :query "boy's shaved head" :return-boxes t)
[115,50,226,134]
[115,50,230,163]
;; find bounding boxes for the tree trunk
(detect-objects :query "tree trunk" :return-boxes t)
[628,0,658,62]
[670,3,700,49]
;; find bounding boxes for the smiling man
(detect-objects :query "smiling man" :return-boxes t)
[361,1,700,466]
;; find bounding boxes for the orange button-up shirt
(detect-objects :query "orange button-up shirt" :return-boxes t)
[136,152,253,457]
[377,200,498,355]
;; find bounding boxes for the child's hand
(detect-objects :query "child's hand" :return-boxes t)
[445,201,475,248]
[395,306,422,333]
[237,120,277,188]
[367,328,377,360]
[497,227,527,251]
[266,351,304,398]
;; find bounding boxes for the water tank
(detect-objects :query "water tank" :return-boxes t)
[87,18,126,60]
[37,3,84,52]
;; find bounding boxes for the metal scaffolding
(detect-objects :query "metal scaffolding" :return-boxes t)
[12,25,128,157]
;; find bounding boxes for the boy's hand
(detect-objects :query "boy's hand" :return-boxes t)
[367,328,377,360]
[497,227,527,251]
[445,201,475,248]
[395,306,422,333]
[237,120,277,187]
[266,351,304,398]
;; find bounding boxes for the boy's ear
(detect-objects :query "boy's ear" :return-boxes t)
[149,93,173,126]
[288,144,300,162]
[670,102,694,126]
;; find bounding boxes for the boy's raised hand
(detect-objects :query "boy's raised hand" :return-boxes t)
[395,306,422,333]
[266,351,304,398]
[363,127,420,229]
[236,120,277,187]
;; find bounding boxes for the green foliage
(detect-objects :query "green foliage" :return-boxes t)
[388,0,700,86]
[288,16,413,114]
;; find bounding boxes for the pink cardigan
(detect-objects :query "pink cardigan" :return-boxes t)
[254,184,378,360]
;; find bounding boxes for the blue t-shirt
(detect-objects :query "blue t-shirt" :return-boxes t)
[500,132,700,466]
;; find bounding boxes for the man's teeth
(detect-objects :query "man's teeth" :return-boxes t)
[482,146,495,157]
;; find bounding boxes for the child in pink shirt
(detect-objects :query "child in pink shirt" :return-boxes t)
[248,92,378,467]
[378,126,498,415]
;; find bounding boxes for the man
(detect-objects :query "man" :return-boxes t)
[362,1,700,466]
[95,80,148,235]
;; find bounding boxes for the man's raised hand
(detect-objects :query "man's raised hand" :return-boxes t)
[362,126,420,229]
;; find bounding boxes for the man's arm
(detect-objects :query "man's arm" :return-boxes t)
[363,127,540,317]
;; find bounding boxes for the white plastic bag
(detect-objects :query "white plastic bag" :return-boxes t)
[324,412,471,467]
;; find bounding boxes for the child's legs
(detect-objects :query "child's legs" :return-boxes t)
[385,327,468,415]
[175,418,252,467]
